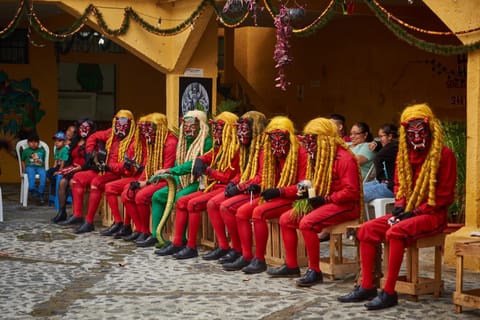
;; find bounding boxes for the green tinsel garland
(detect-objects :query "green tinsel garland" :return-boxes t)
[0,0,25,39]
[0,0,478,55]
[365,0,480,55]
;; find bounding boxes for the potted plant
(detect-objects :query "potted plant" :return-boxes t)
[442,120,466,231]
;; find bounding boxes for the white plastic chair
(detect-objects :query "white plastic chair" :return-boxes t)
[16,139,50,207]
[368,197,395,219]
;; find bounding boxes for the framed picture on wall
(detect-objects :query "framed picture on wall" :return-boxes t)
[179,77,212,117]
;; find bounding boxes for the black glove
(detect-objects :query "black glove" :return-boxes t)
[124,160,132,171]
[225,184,240,198]
[308,196,325,209]
[129,181,141,191]
[192,158,207,177]
[248,184,261,194]
[392,206,405,217]
[397,211,415,221]
[82,152,94,170]
[261,188,281,201]
[103,164,111,172]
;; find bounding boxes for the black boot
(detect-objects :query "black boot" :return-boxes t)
[223,256,251,271]
[242,257,267,274]
[100,222,123,236]
[266,264,301,278]
[154,243,185,256]
[296,269,323,287]
[59,215,84,226]
[202,247,229,261]
[218,249,242,264]
[123,231,141,242]
[74,222,95,234]
[113,225,132,239]
[52,207,67,223]
[364,291,398,310]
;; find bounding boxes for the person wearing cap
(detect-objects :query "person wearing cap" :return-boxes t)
[46,131,69,199]
[338,103,456,310]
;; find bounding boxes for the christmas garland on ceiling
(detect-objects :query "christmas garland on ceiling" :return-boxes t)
[0,0,479,55]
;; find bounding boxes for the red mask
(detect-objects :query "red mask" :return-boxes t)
[301,134,317,159]
[268,129,290,158]
[140,121,156,144]
[211,119,226,146]
[405,118,430,152]
[182,116,199,141]
[78,122,92,138]
[236,118,252,145]
[115,117,131,139]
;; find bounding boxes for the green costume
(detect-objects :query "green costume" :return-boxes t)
[151,136,212,246]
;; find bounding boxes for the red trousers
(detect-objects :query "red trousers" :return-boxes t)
[280,202,359,271]
[172,185,225,248]
[121,182,166,234]
[357,213,446,293]
[219,194,256,253]
[71,170,120,223]
[104,177,136,224]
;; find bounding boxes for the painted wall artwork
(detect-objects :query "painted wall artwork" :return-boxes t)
[0,71,45,158]
[179,77,212,117]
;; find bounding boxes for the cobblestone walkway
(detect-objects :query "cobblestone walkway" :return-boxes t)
[0,184,479,319]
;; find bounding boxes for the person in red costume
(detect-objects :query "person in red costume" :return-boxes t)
[266,117,362,286]
[120,113,177,246]
[338,103,456,310]
[60,109,136,234]
[201,111,267,261]
[156,111,240,259]
[222,116,308,273]
[51,118,96,223]
[98,113,177,246]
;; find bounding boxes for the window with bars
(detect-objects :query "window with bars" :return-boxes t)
[0,29,28,64]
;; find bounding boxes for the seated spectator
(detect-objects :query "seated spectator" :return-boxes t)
[348,122,375,179]
[46,132,69,186]
[21,133,47,204]
[363,124,398,203]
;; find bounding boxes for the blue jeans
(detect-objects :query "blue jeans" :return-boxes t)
[363,180,394,203]
[25,166,46,196]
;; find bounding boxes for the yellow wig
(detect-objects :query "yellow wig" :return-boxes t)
[105,109,135,163]
[262,116,298,189]
[135,113,169,178]
[239,111,267,182]
[204,111,239,192]
[396,103,444,210]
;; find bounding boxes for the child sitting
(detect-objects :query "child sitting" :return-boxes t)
[47,131,69,192]
[21,133,47,204]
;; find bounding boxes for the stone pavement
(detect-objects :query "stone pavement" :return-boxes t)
[0,183,479,320]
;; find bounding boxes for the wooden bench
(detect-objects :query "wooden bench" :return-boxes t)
[453,239,480,313]
[319,219,360,280]
[381,233,445,301]
[265,218,308,267]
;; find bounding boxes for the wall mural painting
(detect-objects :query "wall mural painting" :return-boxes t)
[0,71,45,158]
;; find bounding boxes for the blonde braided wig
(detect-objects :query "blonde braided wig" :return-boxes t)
[106,109,135,163]
[305,118,364,220]
[397,103,443,211]
[210,111,239,171]
[239,111,267,182]
[177,110,209,188]
[144,113,169,178]
[262,116,298,189]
